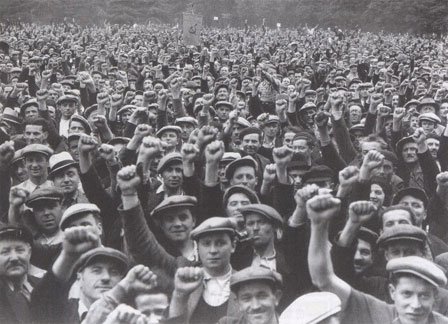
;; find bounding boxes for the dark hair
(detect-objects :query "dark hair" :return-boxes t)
[371,177,393,207]
[24,118,49,133]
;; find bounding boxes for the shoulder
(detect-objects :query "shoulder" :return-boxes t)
[216,316,242,324]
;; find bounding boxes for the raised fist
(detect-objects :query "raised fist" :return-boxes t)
[338,166,359,188]
[378,105,391,117]
[289,92,298,103]
[202,93,215,107]
[133,123,152,138]
[275,99,287,114]
[294,183,320,208]
[393,107,406,120]
[119,264,157,296]
[93,115,108,129]
[103,304,146,324]
[412,127,426,145]
[98,143,116,163]
[138,136,163,162]
[197,126,218,147]
[205,140,225,164]
[181,143,199,164]
[348,200,377,225]
[41,70,52,80]
[306,194,341,225]
[0,140,15,166]
[78,134,99,154]
[263,163,277,183]
[117,165,141,196]
[62,225,100,257]
[361,150,384,171]
[314,111,331,128]
[36,89,49,102]
[9,187,30,208]
[437,172,448,188]
[174,267,204,296]
[97,92,110,106]
[273,146,294,168]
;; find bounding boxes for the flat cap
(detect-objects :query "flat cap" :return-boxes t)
[396,136,415,154]
[302,165,333,184]
[151,195,197,217]
[225,156,258,181]
[419,112,441,124]
[377,224,427,248]
[1,107,21,125]
[156,125,182,138]
[234,117,251,128]
[215,101,234,110]
[257,113,280,125]
[175,116,198,127]
[117,105,136,115]
[75,247,129,273]
[222,185,260,208]
[49,151,77,177]
[358,227,379,247]
[299,102,317,113]
[60,203,101,230]
[26,187,63,208]
[67,133,82,143]
[157,152,182,173]
[57,94,79,105]
[387,256,447,287]
[22,144,53,158]
[392,187,428,207]
[70,115,91,134]
[11,148,24,165]
[21,99,39,112]
[83,104,98,119]
[190,217,236,240]
[417,97,439,113]
[239,126,262,141]
[0,224,34,246]
[239,203,283,226]
[230,266,283,292]
[220,152,241,164]
[404,99,421,110]
[279,292,341,324]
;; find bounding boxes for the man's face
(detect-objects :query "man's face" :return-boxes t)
[178,123,195,141]
[389,276,436,324]
[24,125,48,144]
[241,133,261,155]
[382,210,413,229]
[237,282,280,324]
[420,121,435,135]
[52,166,80,196]
[231,124,244,143]
[426,138,440,159]
[48,90,59,102]
[263,123,278,138]
[24,153,48,179]
[135,293,169,324]
[372,158,394,181]
[349,106,362,124]
[399,196,425,227]
[292,139,311,158]
[32,200,63,235]
[353,239,373,275]
[302,109,316,125]
[68,139,80,161]
[159,208,195,243]
[392,95,399,107]
[78,259,124,305]
[440,103,448,120]
[161,162,183,190]
[360,141,382,158]
[226,192,251,219]
[402,143,418,164]
[420,105,436,114]
[231,166,257,190]
[160,131,179,149]
[384,241,424,261]
[65,213,103,236]
[283,132,295,148]
[59,101,77,119]
[410,116,419,131]
[217,87,229,101]
[12,160,28,183]
[197,232,234,272]
[369,183,385,209]
[216,106,231,121]
[0,239,31,281]
[24,106,39,120]
[245,213,275,249]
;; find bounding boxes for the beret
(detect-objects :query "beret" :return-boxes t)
[108,137,130,146]
[0,224,34,246]
[60,203,101,230]
[225,156,258,181]
[358,227,379,248]
[57,94,79,105]
[222,185,260,208]
[49,151,77,177]
[151,195,197,217]
[215,101,234,110]
[239,126,262,141]
[230,266,283,292]
[22,144,53,158]
[418,112,441,124]
[279,292,341,324]
[220,152,241,164]
[392,187,428,208]
[239,203,283,226]
[26,187,63,208]
[70,115,91,134]
[156,125,182,138]
[157,152,183,173]
[377,224,427,248]
[75,247,129,273]
[387,256,447,287]
[175,116,198,127]
[301,165,333,184]
[190,217,236,240]
[417,97,439,112]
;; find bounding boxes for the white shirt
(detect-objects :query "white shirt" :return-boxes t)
[59,118,70,138]
[252,249,277,271]
[202,268,232,306]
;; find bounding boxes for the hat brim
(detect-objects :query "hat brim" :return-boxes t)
[191,228,235,241]
[391,269,439,287]
[152,203,196,217]
[230,275,281,292]
[26,196,62,208]
[49,161,78,178]
[378,236,425,248]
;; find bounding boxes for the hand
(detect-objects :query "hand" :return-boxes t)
[143,91,156,102]
[104,304,146,324]
[0,140,15,167]
[378,105,391,117]
[228,110,239,124]
[117,165,141,196]
[9,187,30,208]
[369,93,383,108]
[138,136,163,162]
[133,124,152,139]
[197,126,218,147]
[97,92,110,106]
[437,172,448,197]
[273,146,294,168]
[275,99,287,115]
[98,144,117,163]
[78,134,99,154]
[202,93,214,107]
[62,225,100,257]
[412,127,426,145]
[170,78,182,99]
[174,267,204,297]
[294,184,320,208]
[348,201,377,225]
[119,265,157,296]
[41,70,52,80]
[181,143,199,164]
[393,107,406,121]
[314,111,331,128]
[306,194,341,225]
[338,166,360,188]
[205,140,225,164]
[289,91,299,103]
[263,163,277,184]
[93,115,108,129]
[15,82,28,92]
[36,89,49,102]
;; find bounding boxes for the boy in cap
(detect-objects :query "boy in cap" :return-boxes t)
[307,193,448,324]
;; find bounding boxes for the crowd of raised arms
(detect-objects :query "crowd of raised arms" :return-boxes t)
[2,20,448,324]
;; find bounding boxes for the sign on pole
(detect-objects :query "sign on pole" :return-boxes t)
[183,12,203,46]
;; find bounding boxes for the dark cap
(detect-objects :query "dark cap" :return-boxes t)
[230,266,283,292]
[392,187,428,208]
[377,224,427,248]
[239,126,262,141]
[75,247,129,273]
[22,144,53,158]
[0,224,33,246]
[358,227,379,248]
[157,152,183,173]
[190,217,236,241]
[70,115,91,134]
[417,97,439,113]
[301,165,333,184]
[26,187,63,208]
[239,204,283,226]
[222,185,260,208]
[225,156,258,181]
[387,256,446,287]
[151,195,197,217]
[396,136,415,155]
[60,203,101,230]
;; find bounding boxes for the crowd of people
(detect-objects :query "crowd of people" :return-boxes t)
[1,19,448,323]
